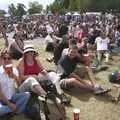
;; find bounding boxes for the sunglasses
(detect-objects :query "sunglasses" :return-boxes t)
[3,57,11,60]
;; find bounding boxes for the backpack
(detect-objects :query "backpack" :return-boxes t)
[25,103,41,120]
[39,79,66,120]
[38,92,66,120]
[25,74,66,120]
[24,93,42,120]
[109,71,120,83]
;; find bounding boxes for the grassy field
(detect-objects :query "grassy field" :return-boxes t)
[1,38,120,120]
[35,43,120,120]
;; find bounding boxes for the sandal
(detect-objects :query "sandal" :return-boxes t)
[94,88,111,95]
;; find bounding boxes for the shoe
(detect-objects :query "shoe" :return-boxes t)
[59,93,71,105]
[94,87,111,95]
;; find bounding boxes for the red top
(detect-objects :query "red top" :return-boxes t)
[24,59,42,75]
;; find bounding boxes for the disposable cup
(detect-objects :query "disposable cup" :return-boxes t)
[73,108,80,120]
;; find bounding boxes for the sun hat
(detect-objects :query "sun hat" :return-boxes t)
[23,44,38,55]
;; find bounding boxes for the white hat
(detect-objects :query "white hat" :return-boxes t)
[23,44,37,55]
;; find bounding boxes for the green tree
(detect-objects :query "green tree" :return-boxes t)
[16,3,26,18]
[69,0,78,11]
[28,1,43,15]
[48,0,120,13]
[8,3,17,17]
[0,9,6,17]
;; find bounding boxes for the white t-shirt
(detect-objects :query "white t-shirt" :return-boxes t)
[45,35,54,43]
[46,24,53,34]
[95,37,110,51]
[115,31,120,41]
[0,66,19,100]
[61,48,69,57]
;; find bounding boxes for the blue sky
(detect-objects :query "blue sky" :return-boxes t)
[0,0,55,12]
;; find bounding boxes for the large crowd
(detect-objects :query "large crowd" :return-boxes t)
[0,13,120,118]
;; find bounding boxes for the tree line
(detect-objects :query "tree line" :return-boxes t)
[47,0,120,13]
[1,0,120,19]
[0,1,43,18]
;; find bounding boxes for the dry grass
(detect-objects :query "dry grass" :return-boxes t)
[35,43,120,120]
[0,39,120,120]
[31,41,120,120]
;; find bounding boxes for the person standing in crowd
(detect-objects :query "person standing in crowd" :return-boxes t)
[115,24,120,48]
[95,32,110,67]
[58,22,68,37]
[0,17,8,48]
[0,49,30,116]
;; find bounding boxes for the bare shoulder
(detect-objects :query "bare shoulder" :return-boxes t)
[35,56,42,62]
[17,58,24,67]
[35,57,43,68]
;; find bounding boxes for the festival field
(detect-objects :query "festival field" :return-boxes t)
[1,38,120,120]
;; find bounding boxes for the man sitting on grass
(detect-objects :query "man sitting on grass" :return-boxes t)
[57,45,110,94]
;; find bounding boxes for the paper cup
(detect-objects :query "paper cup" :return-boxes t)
[5,64,13,74]
[73,108,80,120]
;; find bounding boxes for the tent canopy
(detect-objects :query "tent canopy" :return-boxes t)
[73,12,80,16]
[65,12,71,15]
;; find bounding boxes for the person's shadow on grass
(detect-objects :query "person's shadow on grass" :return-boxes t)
[65,87,93,102]
[65,87,116,104]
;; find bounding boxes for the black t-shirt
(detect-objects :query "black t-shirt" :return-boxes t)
[59,24,68,37]
[88,29,101,45]
[54,39,69,65]
[58,55,79,78]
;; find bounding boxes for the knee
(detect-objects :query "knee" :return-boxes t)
[69,78,77,84]
[26,77,37,82]
[26,77,39,87]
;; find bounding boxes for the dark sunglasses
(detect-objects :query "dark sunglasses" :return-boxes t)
[3,57,11,60]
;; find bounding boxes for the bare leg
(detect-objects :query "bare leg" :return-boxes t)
[105,52,110,63]
[66,78,94,91]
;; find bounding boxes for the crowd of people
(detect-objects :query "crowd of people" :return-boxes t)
[0,12,120,118]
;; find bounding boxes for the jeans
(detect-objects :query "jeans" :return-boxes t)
[0,92,30,116]
[117,40,120,47]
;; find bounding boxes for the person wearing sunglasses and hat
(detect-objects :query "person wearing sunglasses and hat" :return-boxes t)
[0,49,30,116]
[17,44,70,104]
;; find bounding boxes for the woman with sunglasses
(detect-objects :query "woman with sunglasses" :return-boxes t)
[0,49,30,116]
[17,44,70,104]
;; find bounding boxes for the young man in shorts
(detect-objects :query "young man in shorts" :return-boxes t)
[57,45,110,94]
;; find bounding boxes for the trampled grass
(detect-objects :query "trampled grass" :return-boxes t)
[0,38,120,120]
